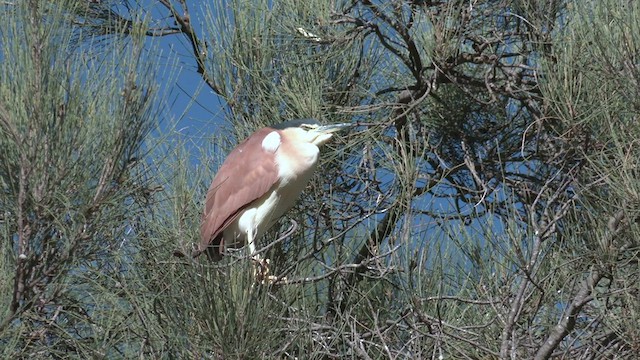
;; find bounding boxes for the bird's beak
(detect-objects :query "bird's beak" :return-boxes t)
[311,123,352,146]
[315,122,352,134]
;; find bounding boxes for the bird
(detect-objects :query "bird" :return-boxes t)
[193,118,350,279]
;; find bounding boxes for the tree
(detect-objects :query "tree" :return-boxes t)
[2,0,639,358]
[0,0,167,357]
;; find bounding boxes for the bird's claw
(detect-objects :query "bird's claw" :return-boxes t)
[252,257,284,284]
[252,257,270,283]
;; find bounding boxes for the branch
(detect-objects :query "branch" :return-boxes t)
[157,0,223,96]
[338,202,403,312]
[274,244,401,286]
[534,269,604,360]
[534,209,625,359]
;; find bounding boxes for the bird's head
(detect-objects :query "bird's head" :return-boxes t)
[273,118,352,146]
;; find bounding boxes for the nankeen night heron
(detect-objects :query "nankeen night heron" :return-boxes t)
[192,119,350,277]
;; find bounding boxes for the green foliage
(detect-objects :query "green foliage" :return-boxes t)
[201,0,371,131]
[2,0,640,358]
[0,0,168,356]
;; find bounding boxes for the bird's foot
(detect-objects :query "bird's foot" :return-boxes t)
[251,257,283,284]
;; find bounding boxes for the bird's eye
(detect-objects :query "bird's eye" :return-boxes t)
[301,124,317,130]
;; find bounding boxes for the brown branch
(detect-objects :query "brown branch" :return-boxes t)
[407,302,500,357]
[274,244,401,286]
[534,269,604,360]
[157,0,223,96]
[534,209,626,360]
[499,169,578,358]
[360,0,424,82]
[337,203,403,313]
[11,163,30,314]
[10,0,41,316]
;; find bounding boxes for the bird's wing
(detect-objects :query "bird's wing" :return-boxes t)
[199,128,280,258]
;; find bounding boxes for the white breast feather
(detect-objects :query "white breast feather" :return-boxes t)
[276,142,319,186]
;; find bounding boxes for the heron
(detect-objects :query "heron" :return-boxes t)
[191,119,350,280]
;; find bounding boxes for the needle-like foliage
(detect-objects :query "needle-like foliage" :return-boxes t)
[3,0,640,358]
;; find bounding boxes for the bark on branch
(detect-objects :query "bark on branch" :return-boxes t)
[534,209,625,359]
[534,269,604,360]
[157,0,223,96]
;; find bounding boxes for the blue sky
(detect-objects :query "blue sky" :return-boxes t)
[156,45,222,136]
[143,2,230,153]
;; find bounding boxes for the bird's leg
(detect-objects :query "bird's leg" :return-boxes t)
[247,229,275,284]
[247,228,257,260]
